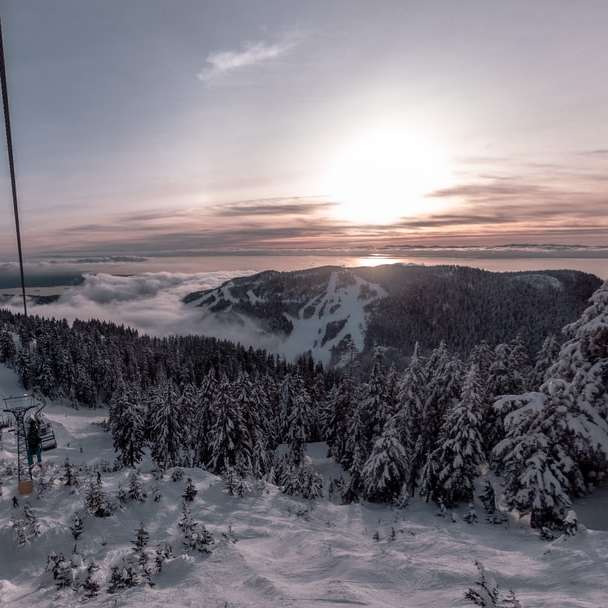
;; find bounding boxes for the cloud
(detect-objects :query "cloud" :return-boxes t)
[3,271,248,337]
[427,182,547,199]
[198,37,298,83]
[2,271,294,353]
[580,149,608,157]
[213,197,336,217]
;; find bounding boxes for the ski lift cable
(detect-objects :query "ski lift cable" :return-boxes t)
[0,17,28,317]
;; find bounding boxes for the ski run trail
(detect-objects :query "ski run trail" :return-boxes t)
[0,364,607,608]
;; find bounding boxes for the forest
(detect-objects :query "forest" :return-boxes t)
[1,277,607,535]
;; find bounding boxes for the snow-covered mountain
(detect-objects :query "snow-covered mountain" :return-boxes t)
[184,266,387,366]
[183,264,601,366]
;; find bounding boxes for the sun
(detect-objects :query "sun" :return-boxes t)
[322,127,453,224]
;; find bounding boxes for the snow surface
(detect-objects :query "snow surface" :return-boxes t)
[1,365,608,607]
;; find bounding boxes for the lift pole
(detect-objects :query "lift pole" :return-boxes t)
[3,398,37,495]
[0,17,28,317]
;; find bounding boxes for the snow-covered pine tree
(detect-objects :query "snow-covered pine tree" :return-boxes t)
[361,416,408,502]
[432,364,486,506]
[233,371,265,473]
[395,343,426,495]
[0,326,16,363]
[489,344,519,396]
[127,469,147,502]
[286,386,312,467]
[464,561,500,607]
[81,560,101,599]
[148,378,185,470]
[494,281,608,526]
[23,503,41,539]
[508,334,531,392]
[131,522,152,585]
[342,400,368,502]
[468,341,495,388]
[419,343,462,465]
[109,380,145,467]
[84,479,112,517]
[70,512,84,540]
[63,459,79,487]
[208,373,250,474]
[464,560,522,608]
[494,390,574,528]
[251,432,271,479]
[530,334,559,389]
[11,514,28,547]
[361,348,390,439]
[479,480,496,514]
[182,477,197,502]
[545,279,608,420]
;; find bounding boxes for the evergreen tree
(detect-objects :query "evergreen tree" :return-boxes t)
[84,479,112,517]
[127,470,147,502]
[432,365,486,506]
[479,480,496,515]
[0,327,16,363]
[131,523,152,584]
[109,381,145,467]
[361,416,408,502]
[286,388,311,467]
[148,379,185,469]
[395,344,426,495]
[70,512,84,540]
[208,374,249,474]
[182,477,197,502]
[82,560,100,599]
[362,348,389,439]
[531,334,559,389]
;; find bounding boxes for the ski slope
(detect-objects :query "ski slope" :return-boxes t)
[1,365,607,608]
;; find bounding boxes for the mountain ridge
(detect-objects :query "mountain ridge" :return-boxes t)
[183,264,602,367]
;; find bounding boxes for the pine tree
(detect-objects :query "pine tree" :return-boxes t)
[531,334,559,388]
[148,379,185,470]
[23,503,41,539]
[361,416,408,502]
[479,480,496,514]
[465,561,500,607]
[127,469,147,502]
[82,560,100,599]
[11,514,28,547]
[109,381,145,467]
[208,374,249,474]
[432,365,486,506]
[508,334,531,392]
[465,561,522,608]
[178,501,195,535]
[362,348,389,439]
[63,459,79,487]
[70,512,84,540]
[54,555,74,590]
[107,566,126,593]
[286,388,311,467]
[419,343,462,466]
[489,344,519,396]
[84,479,112,517]
[395,344,426,495]
[546,279,608,421]
[0,327,16,363]
[322,376,353,464]
[182,477,197,502]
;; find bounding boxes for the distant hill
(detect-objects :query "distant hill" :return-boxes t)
[183,264,602,367]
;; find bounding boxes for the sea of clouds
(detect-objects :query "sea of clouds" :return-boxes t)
[3,271,264,341]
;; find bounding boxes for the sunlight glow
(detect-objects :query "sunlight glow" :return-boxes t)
[323,127,454,224]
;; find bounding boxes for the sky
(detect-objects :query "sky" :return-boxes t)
[1,0,607,260]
